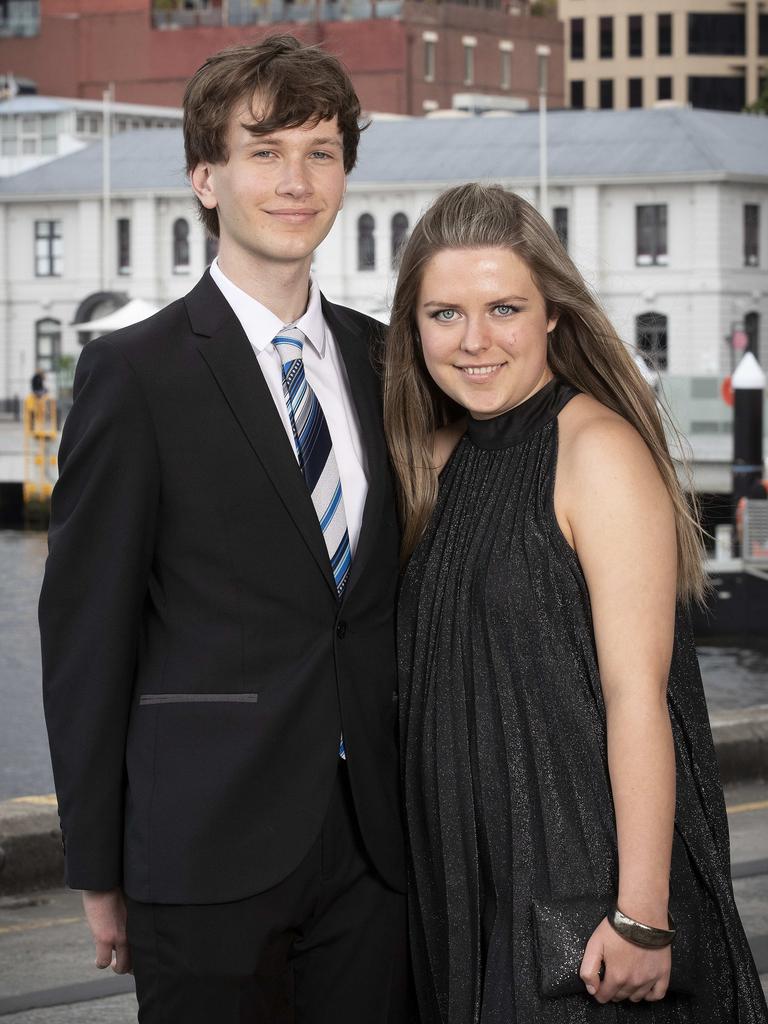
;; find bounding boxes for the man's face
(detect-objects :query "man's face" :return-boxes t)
[192,98,347,274]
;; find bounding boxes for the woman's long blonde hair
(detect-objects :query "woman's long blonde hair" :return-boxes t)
[383,183,707,603]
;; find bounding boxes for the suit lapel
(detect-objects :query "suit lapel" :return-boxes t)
[186,272,338,597]
[321,297,389,605]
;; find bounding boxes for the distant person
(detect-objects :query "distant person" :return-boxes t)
[40,36,409,1023]
[30,369,46,397]
[384,184,768,1021]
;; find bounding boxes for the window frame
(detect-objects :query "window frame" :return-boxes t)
[635,204,668,267]
[172,217,191,274]
[599,16,614,59]
[34,220,63,278]
[357,213,375,272]
[628,14,643,58]
[744,204,760,267]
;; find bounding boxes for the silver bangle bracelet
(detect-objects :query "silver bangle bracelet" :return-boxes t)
[608,903,676,949]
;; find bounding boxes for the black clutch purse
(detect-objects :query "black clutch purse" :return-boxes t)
[531,896,699,998]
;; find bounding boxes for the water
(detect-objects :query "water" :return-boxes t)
[1,530,767,801]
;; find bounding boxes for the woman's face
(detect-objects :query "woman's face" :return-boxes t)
[415,246,558,420]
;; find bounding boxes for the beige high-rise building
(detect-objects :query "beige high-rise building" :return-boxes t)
[558,0,767,111]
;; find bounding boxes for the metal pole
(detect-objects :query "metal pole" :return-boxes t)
[536,44,550,223]
[731,351,766,554]
[101,83,113,293]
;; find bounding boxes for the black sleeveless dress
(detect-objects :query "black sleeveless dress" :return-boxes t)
[397,378,767,1024]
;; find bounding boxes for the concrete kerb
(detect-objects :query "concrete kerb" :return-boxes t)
[709,704,768,787]
[1,708,767,897]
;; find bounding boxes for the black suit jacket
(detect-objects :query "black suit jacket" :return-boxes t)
[40,271,406,903]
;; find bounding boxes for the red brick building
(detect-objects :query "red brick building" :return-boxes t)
[0,0,563,115]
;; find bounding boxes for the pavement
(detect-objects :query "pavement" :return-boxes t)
[0,780,766,1021]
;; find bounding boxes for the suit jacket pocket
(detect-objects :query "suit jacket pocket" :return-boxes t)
[139,693,259,705]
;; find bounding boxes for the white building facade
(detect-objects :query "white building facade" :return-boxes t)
[0,107,765,490]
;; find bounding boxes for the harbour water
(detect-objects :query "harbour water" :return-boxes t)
[1,528,767,802]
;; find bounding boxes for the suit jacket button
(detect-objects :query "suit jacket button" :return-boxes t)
[336,621,347,640]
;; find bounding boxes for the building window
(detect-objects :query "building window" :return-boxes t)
[744,204,760,267]
[688,13,745,56]
[500,42,513,90]
[761,15,768,57]
[599,79,614,109]
[570,80,585,109]
[117,218,131,274]
[687,75,745,112]
[423,34,437,82]
[636,205,668,266]
[173,217,190,272]
[463,37,477,87]
[657,77,673,101]
[600,16,613,59]
[745,312,760,359]
[636,312,668,372]
[205,235,219,266]
[553,207,568,251]
[357,214,375,271]
[628,78,643,108]
[628,15,643,58]
[35,319,62,374]
[34,220,62,277]
[570,18,584,60]
[391,213,409,267]
[658,13,672,56]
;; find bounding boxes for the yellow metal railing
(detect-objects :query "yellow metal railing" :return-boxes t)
[23,394,57,510]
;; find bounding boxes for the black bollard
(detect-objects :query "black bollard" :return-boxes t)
[732,352,766,555]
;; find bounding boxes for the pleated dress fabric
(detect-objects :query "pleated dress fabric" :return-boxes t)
[397,378,768,1024]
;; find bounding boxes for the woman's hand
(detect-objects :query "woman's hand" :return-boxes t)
[579,917,671,1003]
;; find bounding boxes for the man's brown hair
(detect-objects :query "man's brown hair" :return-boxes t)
[183,34,363,238]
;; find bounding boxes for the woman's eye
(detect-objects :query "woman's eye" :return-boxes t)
[433,310,457,322]
[495,304,517,316]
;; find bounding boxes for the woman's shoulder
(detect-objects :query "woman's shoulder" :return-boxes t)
[559,392,650,463]
[556,391,666,496]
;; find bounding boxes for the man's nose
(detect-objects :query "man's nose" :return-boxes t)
[276,158,313,198]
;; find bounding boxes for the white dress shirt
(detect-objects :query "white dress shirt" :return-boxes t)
[209,258,368,557]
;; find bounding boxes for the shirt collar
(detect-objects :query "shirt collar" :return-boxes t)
[210,257,326,358]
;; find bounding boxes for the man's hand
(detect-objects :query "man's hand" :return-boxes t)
[81,888,132,974]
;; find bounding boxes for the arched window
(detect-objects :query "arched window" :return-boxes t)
[744,311,760,360]
[357,213,375,271]
[173,217,190,273]
[635,312,668,372]
[205,234,219,266]
[391,212,409,267]
[35,318,62,372]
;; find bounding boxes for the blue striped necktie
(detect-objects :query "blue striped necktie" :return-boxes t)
[274,326,351,757]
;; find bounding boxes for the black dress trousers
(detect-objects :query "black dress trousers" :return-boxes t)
[126,764,411,1024]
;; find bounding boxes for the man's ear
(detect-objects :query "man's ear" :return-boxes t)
[191,163,218,211]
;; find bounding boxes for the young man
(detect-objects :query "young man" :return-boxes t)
[40,36,408,1022]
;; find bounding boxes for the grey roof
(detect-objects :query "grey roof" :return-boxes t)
[0,129,189,194]
[352,108,768,183]
[0,107,765,197]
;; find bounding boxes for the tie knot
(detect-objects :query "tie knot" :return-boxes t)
[273,326,306,368]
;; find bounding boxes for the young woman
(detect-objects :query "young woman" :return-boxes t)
[385,183,767,1023]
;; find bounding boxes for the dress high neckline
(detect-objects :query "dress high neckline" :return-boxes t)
[466,377,579,451]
